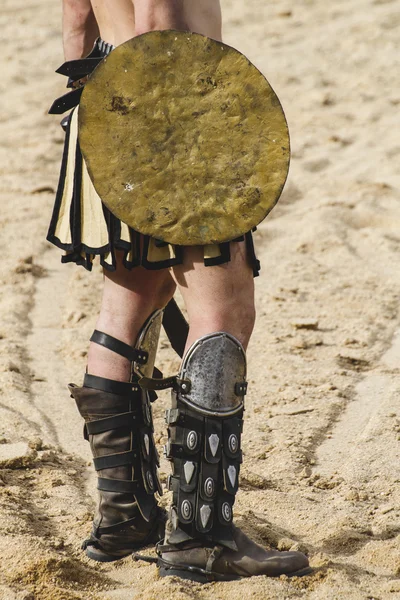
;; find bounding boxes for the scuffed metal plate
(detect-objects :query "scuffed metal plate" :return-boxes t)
[78,31,290,246]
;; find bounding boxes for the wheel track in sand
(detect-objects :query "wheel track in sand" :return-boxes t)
[26,246,89,459]
[314,325,400,485]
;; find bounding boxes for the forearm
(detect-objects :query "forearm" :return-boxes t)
[134,0,188,36]
[62,0,100,60]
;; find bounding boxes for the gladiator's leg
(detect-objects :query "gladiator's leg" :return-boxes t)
[155,244,310,580]
[172,242,255,351]
[88,252,176,381]
[70,255,176,562]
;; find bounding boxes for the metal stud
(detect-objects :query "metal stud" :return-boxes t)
[200,504,212,528]
[208,433,219,457]
[144,433,150,456]
[204,477,215,498]
[222,502,232,522]
[227,465,237,488]
[181,499,193,521]
[228,434,238,454]
[183,461,195,484]
[187,430,198,450]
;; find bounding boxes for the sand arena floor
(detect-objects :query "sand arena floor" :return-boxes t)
[0,0,399,598]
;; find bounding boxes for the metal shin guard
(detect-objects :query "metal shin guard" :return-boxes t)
[164,332,247,551]
[70,309,165,559]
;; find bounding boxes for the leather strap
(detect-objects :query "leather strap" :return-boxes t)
[86,411,138,435]
[163,298,189,359]
[164,443,189,460]
[96,514,139,535]
[48,87,83,114]
[139,375,177,391]
[56,57,103,78]
[97,477,140,493]
[90,330,148,364]
[84,373,138,395]
[93,450,138,472]
[139,376,191,393]
[165,408,203,430]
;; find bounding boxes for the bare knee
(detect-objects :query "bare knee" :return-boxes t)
[188,293,255,349]
[175,242,256,350]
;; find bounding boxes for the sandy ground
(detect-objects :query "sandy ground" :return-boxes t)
[1,0,400,598]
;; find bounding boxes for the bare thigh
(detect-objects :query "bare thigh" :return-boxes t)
[172,241,255,351]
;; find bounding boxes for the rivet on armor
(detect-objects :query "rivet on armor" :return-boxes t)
[183,461,195,484]
[144,433,150,456]
[181,499,193,521]
[228,434,238,453]
[222,502,232,522]
[187,430,198,450]
[200,504,212,528]
[208,433,219,457]
[227,465,237,488]
[146,471,154,490]
[204,477,215,498]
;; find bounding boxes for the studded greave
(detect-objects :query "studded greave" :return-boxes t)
[164,332,247,551]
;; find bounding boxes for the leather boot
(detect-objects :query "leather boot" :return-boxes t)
[71,381,164,561]
[148,332,310,581]
[71,310,165,562]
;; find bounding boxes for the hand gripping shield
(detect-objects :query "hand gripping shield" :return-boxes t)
[78,30,290,246]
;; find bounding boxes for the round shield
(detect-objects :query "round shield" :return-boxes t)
[78,31,290,246]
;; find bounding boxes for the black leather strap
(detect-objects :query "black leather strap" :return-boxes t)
[90,331,148,364]
[93,450,138,472]
[97,477,140,493]
[152,366,163,379]
[139,375,177,391]
[165,408,203,430]
[84,373,138,395]
[163,298,189,359]
[164,443,196,460]
[48,87,83,114]
[86,412,138,435]
[56,57,103,78]
[96,514,139,535]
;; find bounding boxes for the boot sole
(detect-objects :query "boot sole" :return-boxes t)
[86,547,131,562]
[158,561,313,583]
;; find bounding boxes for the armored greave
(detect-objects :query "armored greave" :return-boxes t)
[158,332,310,581]
[70,309,165,561]
[164,332,247,549]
